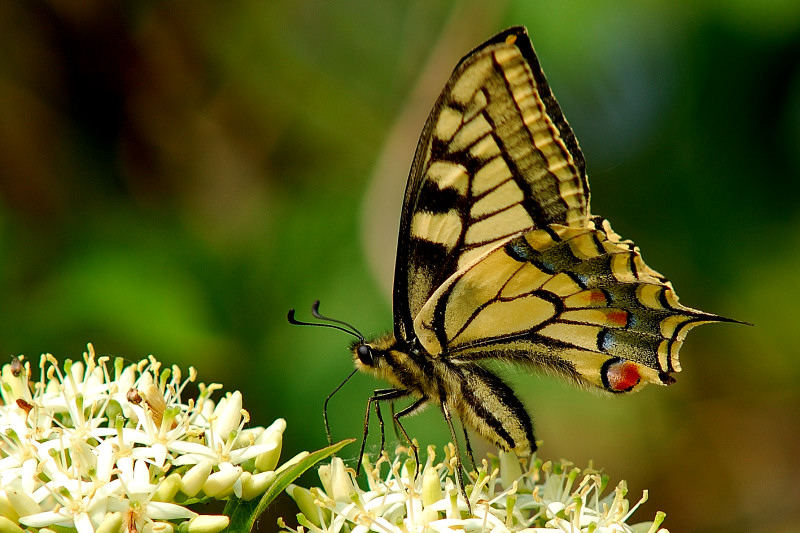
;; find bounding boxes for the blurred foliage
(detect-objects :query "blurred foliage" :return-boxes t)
[1,1,798,532]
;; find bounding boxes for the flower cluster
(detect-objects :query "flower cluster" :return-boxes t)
[284,444,668,533]
[0,344,292,533]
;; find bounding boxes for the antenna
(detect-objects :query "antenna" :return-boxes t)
[287,301,365,342]
[311,300,365,339]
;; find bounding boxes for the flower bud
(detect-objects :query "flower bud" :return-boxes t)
[239,470,276,500]
[254,438,282,473]
[96,512,123,533]
[254,424,283,472]
[143,521,174,533]
[181,460,212,497]
[187,515,229,533]
[203,466,242,498]
[274,451,308,476]
[328,457,355,503]
[422,466,443,507]
[0,516,25,533]
[5,491,39,517]
[286,484,321,527]
[153,473,182,502]
[264,418,287,437]
[213,391,242,440]
[0,492,18,521]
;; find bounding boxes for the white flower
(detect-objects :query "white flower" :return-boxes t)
[0,344,285,532]
[285,444,669,533]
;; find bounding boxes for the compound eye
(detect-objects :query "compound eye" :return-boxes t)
[356,344,373,365]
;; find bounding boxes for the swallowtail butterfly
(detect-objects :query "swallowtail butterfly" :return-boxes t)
[291,26,732,503]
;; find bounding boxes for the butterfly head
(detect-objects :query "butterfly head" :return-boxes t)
[350,333,396,373]
[355,343,374,366]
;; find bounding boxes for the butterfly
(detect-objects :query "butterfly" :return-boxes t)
[290,25,732,503]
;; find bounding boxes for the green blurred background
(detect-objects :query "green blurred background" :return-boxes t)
[2,1,799,531]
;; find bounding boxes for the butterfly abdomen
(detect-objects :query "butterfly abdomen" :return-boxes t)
[444,362,536,455]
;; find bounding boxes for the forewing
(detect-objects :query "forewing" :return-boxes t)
[393,27,588,340]
[413,218,728,391]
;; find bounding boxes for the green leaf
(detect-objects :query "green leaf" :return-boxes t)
[222,439,353,533]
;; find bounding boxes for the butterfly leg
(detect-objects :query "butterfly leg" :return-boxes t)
[392,396,427,478]
[373,399,386,455]
[323,368,358,446]
[357,388,409,475]
[390,401,402,441]
[442,402,470,511]
[461,423,476,470]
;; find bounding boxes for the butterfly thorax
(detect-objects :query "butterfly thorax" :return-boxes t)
[352,334,536,455]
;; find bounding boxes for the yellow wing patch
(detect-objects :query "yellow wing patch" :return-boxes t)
[426,161,469,196]
[464,205,533,245]
[410,211,462,250]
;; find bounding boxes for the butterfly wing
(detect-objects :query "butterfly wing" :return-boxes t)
[393,26,588,341]
[413,217,729,391]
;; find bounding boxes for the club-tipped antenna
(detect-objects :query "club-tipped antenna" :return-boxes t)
[287,301,365,342]
[311,300,365,340]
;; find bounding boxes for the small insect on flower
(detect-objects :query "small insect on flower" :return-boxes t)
[0,344,292,533]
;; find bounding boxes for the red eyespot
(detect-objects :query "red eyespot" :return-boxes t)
[606,360,641,392]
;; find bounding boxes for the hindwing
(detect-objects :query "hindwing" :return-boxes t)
[413,218,724,391]
[393,27,588,341]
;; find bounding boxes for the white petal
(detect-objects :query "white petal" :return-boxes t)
[150,443,168,467]
[74,512,95,533]
[119,365,137,390]
[228,441,277,464]
[545,501,565,519]
[118,427,152,446]
[145,501,197,520]
[168,440,214,456]
[19,510,71,528]
[128,460,154,495]
[172,454,216,467]
[22,458,38,494]
[95,441,115,483]
[117,456,133,481]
